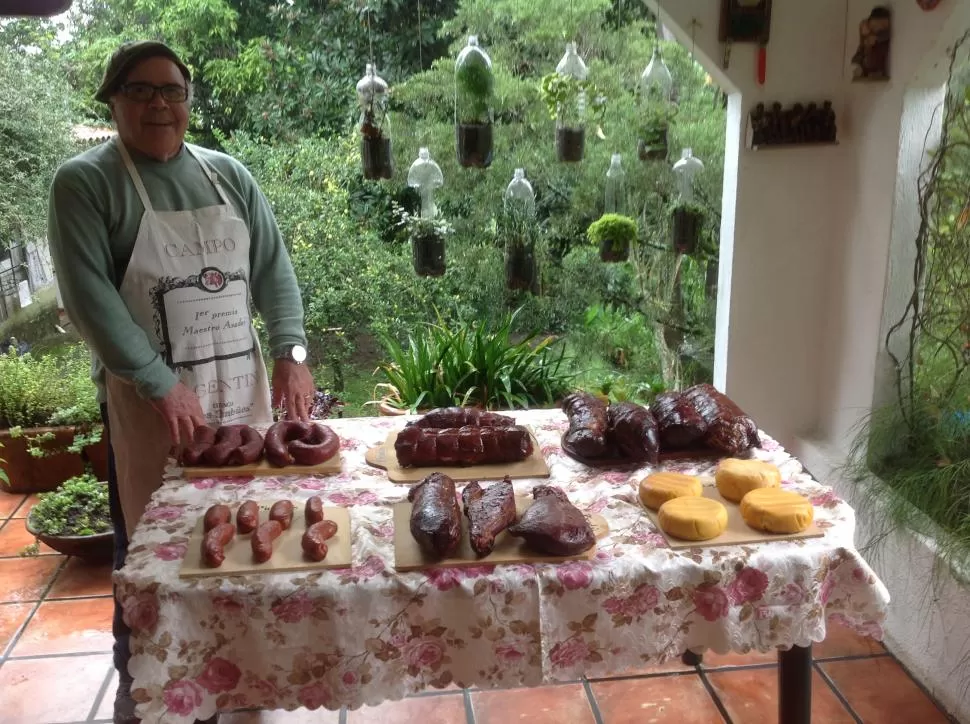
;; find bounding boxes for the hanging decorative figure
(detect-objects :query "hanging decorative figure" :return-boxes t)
[851,7,891,81]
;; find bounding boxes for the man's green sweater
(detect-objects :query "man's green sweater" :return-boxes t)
[47,140,307,403]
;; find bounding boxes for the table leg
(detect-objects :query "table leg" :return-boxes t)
[682,650,703,666]
[778,644,812,724]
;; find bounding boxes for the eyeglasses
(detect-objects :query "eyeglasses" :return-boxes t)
[119,82,189,103]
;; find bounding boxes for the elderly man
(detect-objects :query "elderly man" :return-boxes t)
[48,41,314,723]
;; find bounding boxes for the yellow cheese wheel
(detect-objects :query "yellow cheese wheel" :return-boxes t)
[657,497,728,541]
[715,458,781,503]
[638,472,703,511]
[740,488,814,534]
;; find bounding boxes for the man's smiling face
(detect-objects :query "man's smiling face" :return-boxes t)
[110,56,189,162]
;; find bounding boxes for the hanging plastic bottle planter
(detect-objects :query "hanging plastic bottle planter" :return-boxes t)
[588,154,636,263]
[502,168,539,293]
[455,35,494,168]
[539,42,592,163]
[406,147,448,277]
[671,148,705,256]
[637,48,674,162]
[357,63,393,180]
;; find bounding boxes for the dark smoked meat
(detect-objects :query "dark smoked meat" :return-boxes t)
[461,477,517,556]
[507,485,595,556]
[394,425,533,468]
[411,407,516,429]
[606,402,660,464]
[682,383,760,455]
[650,391,708,450]
[561,392,609,458]
[408,472,462,557]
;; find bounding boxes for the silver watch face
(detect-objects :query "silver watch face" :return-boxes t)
[291,344,307,363]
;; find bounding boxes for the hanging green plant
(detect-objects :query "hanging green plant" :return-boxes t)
[671,201,706,256]
[498,206,540,293]
[455,35,495,168]
[394,204,454,277]
[539,73,606,163]
[638,104,675,161]
[587,213,637,263]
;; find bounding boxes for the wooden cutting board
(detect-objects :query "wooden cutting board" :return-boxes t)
[181,451,342,478]
[365,430,550,484]
[643,485,825,550]
[393,495,608,571]
[179,502,351,578]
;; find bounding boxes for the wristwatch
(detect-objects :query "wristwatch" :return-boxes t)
[276,344,307,364]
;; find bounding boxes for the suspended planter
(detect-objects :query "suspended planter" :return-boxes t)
[357,64,393,180]
[540,43,605,163]
[587,213,637,263]
[405,146,448,276]
[455,35,494,168]
[670,147,705,256]
[502,168,539,292]
[639,46,674,103]
[637,105,674,162]
[604,153,628,216]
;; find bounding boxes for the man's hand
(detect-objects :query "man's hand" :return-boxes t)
[149,382,207,447]
[272,359,315,421]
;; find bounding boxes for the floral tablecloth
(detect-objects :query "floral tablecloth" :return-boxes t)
[116,409,890,723]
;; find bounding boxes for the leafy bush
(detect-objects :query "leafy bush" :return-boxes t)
[0,344,99,429]
[375,307,574,411]
[29,473,110,537]
[587,214,638,247]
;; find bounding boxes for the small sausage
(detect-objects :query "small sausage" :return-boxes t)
[269,500,294,530]
[236,500,260,534]
[305,496,325,526]
[202,522,235,567]
[252,520,283,563]
[301,521,336,562]
[203,504,232,532]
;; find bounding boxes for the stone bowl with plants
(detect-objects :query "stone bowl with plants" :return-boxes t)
[587,213,638,263]
[25,472,113,561]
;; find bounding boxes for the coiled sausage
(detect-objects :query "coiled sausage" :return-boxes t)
[183,424,264,467]
[264,421,340,467]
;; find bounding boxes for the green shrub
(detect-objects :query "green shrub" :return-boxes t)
[375,307,574,411]
[0,344,99,429]
[29,473,110,537]
[587,213,638,251]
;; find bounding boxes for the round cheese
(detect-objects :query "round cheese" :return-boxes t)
[638,472,703,511]
[715,458,781,503]
[657,497,728,541]
[740,488,814,534]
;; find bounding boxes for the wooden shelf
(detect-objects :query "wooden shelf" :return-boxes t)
[749,141,840,151]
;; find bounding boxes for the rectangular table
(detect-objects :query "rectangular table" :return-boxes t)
[115,409,890,723]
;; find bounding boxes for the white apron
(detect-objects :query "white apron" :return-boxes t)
[108,138,273,537]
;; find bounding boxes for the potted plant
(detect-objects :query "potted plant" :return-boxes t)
[24,473,113,561]
[357,63,394,180]
[671,201,706,256]
[498,205,540,293]
[455,35,495,168]
[637,104,674,161]
[587,213,638,263]
[0,344,108,493]
[394,204,454,277]
[540,72,606,163]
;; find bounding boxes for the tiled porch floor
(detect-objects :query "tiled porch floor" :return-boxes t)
[0,490,956,724]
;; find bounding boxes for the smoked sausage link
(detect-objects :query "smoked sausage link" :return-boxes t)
[269,500,294,530]
[236,500,260,534]
[302,520,337,561]
[203,504,231,532]
[202,522,236,567]
[252,520,283,563]
[305,496,324,526]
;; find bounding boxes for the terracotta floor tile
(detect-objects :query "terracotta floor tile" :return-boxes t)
[0,602,33,654]
[0,518,56,557]
[815,619,886,658]
[10,596,114,655]
[0,491,25,519]
[0,555,63,602]
[706,667,853,723]
[11,494,41,519]
[219,707,342,723]
[48,556,115,599]
[590,674,725,724]
[0,654,112,724]
[347,693,468,723]
[471,682,594,723]
[699,647,778,668]
[822,657,952,723]
[592,657,696,679]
